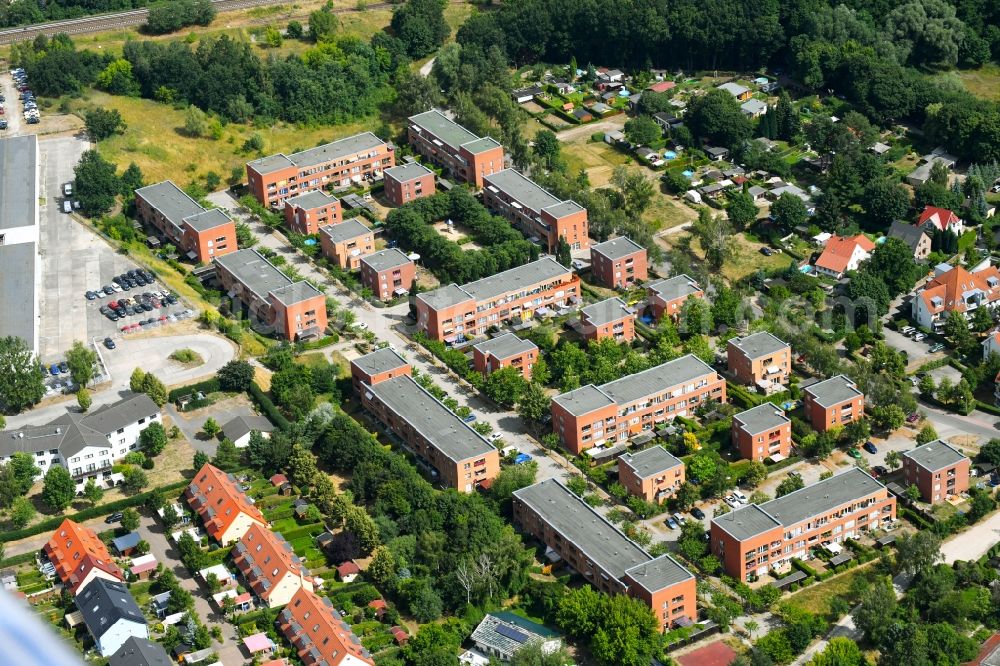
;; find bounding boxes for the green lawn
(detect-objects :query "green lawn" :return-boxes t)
[785,562,877,616]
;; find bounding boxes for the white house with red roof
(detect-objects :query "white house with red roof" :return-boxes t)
[912,264,1000,329]
[814,234,876,279]
[917,206,964,236]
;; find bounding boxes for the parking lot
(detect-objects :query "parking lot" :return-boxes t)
[883,326,944,366]
[35,136,195,363]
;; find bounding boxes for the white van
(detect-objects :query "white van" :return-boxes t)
[63,182,73,196]
[62,200,72,213]
[732,490,748,504]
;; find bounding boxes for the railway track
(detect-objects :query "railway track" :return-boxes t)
[0,0,296,45]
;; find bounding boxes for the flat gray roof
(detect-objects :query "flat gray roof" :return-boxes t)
[419,257,571,311]
[463,257,570,302]
[409,109,480,151]
[581,297,634,327]
[268,281,323,307]
[215,249,292,301]
[733,403,790,435]
[729,331,789,360]
[602,354,716,407]
[319,218,371,243]
[714,468,886,540]
[351,347,409,377]
[544,200,585,218]
[0,135,37,231]
[0,242,36,351]
[903,440,968,471]
[485,169,562,213]
[712,503,783,541]
[553,354,716,416]
[624,554,694,594]
[514,479,651,581]
[551,384,615,416]
[592,237,644,261]
[183,208,232,232]
[247,132,387,175]
[135,181,203,231]
[284,190,338,210]
[463,136,503,154]
[648,274,701,300]
[364,375,495,462]
[385,162,433,182]
[416,283,473,311]
[804,374,862,408]
[360,248,412,272]
[472,333,537,360]
[619,446,682,478]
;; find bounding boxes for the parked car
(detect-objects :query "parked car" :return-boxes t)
[928,343,945,353]
[62,200,72,213]
[873,465,889,476]
[906,412,920,424]
[913,333,926,341]
[760,247,774,256]
[103,337,115,350]
[863,441,878,454]
[85,290,97,300]
[732,490,748,504]
[672,512,687,526]
[49,364,60,375]
[514,453,532,465]
[105,512,123,524]
[848,448,863,459]
[724,495,740,508]
[665,516,679,530]
[690,507,706,520]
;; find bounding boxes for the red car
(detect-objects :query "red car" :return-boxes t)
[158,315,167,322]
[906,412,920,424]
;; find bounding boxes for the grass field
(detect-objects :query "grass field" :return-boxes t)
[956,63,1000,101]
[679,232,791,282]
[74,90,374,185]
[560,136,632,187]
[786,562,877,616]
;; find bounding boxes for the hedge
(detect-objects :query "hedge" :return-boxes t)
[727,383,767,408]
[278,523,324,542]
[168,377,221,403]
[976,401,1000,416]
[0,552,39,568]
[899,506,933,529]
[791,558,828,581]
[248,381,291,430]
[0,480,189,544]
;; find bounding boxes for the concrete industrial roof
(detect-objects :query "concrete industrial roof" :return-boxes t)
[215,249,293,301]
[624,554,694,593]
[472,333,537,360]
[320,218,370,243]
[903,440,968,472]
[409,109,480,150]
[247,132,387,175]
[733,403,790,435]
[729,331,789,359]
[0,135,37,232]
[581,297,634,327]
[0,242,37,350]
[648,274,701,300]
[619,446,682,478]
[360,248,412,272]
[713,468,885,540]
[385,162,433,182]
[485,169,562,213]
[804,374,862,407]
[364,375,495,463]
[284,190,338,210]
[418,258,571,311]
[553,354,715,416]
[591,237,644,261]
[135,181,203,230]
[515,479,673,584]
[182,208,232,232]
[352,347,409,377]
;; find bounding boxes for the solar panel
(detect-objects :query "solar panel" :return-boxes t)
[496,624,529,643]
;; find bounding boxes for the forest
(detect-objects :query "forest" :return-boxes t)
[454,0,1000,162]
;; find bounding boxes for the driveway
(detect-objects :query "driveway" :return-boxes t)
[138,512,244,665]
[0,74,24,135]
[165,395,259,455]
[941,509,1000,563]
[555,116,627,143]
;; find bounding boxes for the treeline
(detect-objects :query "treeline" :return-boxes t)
[145,0,215,35]
[455,0,1000,163]
[12,30,406,125]
[0,0,146,28]
[313,413,533,620]
[385,188,540,284]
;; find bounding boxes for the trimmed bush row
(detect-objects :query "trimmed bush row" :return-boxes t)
[167,377,221,402]
[248,381,291,430]
[0,480,189,544]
